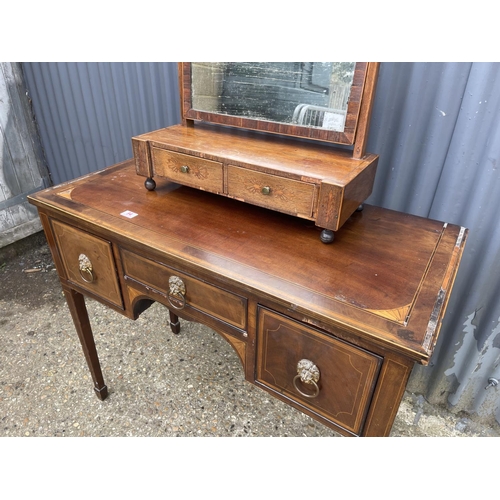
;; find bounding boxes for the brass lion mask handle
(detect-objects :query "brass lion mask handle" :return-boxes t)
[293,359,320,398]
[78,254,95,283]
[167,275,186,310]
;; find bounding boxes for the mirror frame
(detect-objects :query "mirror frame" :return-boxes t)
[179,62,379,158]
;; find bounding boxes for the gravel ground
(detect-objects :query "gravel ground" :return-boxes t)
[1,233,499,439]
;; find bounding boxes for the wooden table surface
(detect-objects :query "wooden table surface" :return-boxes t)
[29,159,467,364]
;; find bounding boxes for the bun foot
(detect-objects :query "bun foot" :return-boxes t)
[320,229,335,244]
[145,177,156,191]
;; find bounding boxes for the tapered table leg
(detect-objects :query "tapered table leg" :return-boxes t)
[63,286,108,400]
[169,310,181,334]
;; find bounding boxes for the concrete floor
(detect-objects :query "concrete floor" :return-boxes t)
[1,232,499,439]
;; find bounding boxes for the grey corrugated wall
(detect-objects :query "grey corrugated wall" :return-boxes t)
[22,62,181,185]
[366,62,500,426]
[22,62,500,426]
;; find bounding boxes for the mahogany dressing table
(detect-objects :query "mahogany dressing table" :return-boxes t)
[28,160,467,437]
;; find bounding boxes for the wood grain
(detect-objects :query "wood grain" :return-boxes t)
[30,161,467,362]
[51,219,123,308]
[121,247,247,330]
[257,307,382,434]
[28,160,467,436]
[227,165,316,218]
[133,123,379,232]
[151,147,224,193]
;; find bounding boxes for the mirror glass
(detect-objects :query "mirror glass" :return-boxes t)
[190,62,356,133]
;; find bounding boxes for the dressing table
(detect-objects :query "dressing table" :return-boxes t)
[28,62,467,436]
[28,160,466,436]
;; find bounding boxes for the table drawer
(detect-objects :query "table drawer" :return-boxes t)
[256,307,382,435]
[121,249,247,331]
[151,147,224,193]
[227,165,316,218]
[51,220,123,308]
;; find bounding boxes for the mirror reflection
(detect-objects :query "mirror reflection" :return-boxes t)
[191,62,356,133]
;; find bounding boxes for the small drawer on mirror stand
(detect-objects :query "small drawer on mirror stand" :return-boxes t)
[151,147,224,193]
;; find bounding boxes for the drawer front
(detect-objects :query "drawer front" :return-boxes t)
[256,307,382,435]
[121,249,247,331]
[151,147,223,193]
[51,220,123,308]
[227,165,316,218]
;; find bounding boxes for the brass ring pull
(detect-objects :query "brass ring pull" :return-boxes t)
[292,359,320,399]
[261,186,271,195]
[78,254,95,283]
[167,275,186,310]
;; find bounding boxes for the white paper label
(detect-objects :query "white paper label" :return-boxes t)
[120,210,138,219]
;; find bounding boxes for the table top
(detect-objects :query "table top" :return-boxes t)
[29,159,467,363]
